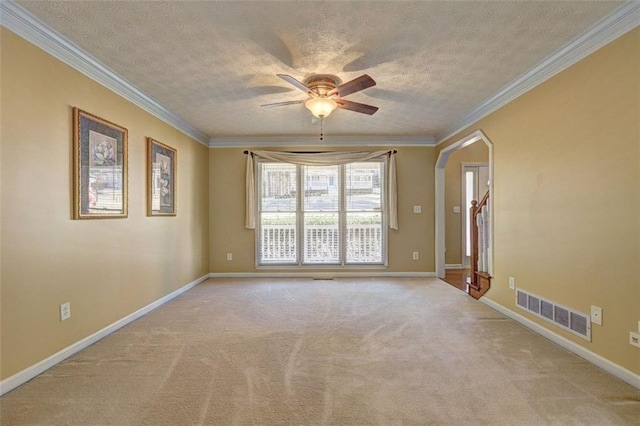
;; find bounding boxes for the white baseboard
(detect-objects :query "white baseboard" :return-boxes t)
[0,274,210,396]
[445,264,465,269]
[481,297,640,390]
[209,271,436,279]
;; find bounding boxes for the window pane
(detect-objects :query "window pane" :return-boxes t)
[260,163,296,212]
[260,213,296,264]
[346,213,382,263]
[346,162,383,211]
[303,166,339,211]
[303,213,339,264]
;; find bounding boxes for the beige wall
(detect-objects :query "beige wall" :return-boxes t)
[1,29,210,379]
[3,20,637,384]
[444,142,489,265]
[210,147,435,273]
[438,28,639,374]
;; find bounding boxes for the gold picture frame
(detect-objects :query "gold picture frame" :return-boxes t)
[73,108,128,219]
[147,138,177,216]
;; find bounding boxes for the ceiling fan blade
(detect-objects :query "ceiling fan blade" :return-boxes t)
[277,74,315,96]
[335,99,378,115]
[327,74,376,97]
[260,100,305,108]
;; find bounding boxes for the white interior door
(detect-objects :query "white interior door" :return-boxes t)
[462,164,489,267]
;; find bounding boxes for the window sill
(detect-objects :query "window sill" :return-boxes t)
[256,264,388,270]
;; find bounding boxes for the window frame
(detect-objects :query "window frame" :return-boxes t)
[255,158,388,268]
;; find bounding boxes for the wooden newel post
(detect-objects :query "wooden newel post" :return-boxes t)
[470,200,478,287]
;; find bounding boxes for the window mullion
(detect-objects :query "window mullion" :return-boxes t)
[255,161,261,267]
[296,164,302,266]
[339,164,346,266]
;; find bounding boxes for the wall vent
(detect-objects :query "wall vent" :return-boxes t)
[515,288,591,341]
[540,300,554,321]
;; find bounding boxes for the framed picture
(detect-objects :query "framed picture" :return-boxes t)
[147,138,177,216]
[73,108,128,219]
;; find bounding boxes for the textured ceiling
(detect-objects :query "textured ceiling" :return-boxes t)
[16,1,624,140]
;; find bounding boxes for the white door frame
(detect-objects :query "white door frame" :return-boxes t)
[461,162,489,268]
[435,130,494,278]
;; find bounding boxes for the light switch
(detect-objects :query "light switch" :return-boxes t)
[453,206,461,214]
[413,205,422,214]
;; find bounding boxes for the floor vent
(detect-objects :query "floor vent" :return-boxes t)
[515,288,591,341]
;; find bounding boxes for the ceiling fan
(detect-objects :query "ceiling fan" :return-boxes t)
[260,74,379,119]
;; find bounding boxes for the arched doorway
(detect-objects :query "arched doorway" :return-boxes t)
[435,130,493,279]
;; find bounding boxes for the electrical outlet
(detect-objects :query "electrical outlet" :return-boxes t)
[60,302,71,321]
[226,253,233,261]
[590,305,602,326]
[508,277,515,290]
[453,206,461,214]
[630,332,640,348]
[413,205,422,214]
[412,251,419,260]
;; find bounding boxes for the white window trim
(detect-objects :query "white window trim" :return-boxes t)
[255,158,388,268]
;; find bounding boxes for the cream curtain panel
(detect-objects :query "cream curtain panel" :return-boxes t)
[245,150,398,230]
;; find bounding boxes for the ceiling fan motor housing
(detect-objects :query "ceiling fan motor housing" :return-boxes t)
[303,74,341,97]
[262,73,378,116]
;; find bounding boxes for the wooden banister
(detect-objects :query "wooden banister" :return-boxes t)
[476,190,490,212]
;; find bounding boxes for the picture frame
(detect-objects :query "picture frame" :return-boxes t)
[147,138,177,216]
[73,108,128,219]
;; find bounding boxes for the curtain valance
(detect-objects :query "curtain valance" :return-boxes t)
[245,150,398,230]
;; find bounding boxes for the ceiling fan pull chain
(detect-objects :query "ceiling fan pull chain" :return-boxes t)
[320,118,324,141]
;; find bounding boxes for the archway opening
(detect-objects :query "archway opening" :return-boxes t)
[435,130,493,279]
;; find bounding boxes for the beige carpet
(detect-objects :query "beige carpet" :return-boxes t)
[1,277,638,425]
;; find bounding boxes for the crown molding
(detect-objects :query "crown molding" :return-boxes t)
[436,0,640,145]
[0,0,210,146]
[3,0,637,148]
[208,135,436,148]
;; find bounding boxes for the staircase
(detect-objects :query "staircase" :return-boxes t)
[468,191,491,299]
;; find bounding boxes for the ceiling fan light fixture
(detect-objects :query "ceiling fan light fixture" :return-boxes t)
[305,97,337,119]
